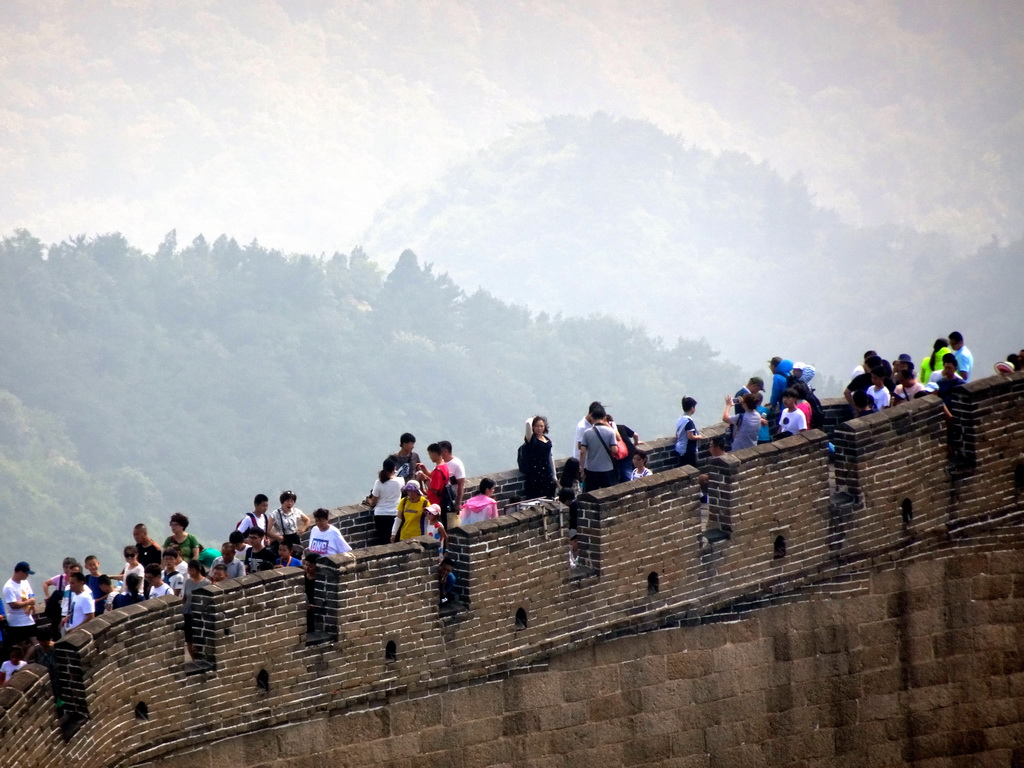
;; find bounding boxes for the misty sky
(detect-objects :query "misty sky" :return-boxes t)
[2,1,1023,583]
[3,0,1022,262]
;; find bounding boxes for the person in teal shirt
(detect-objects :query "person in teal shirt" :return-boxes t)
[949,331,974,380]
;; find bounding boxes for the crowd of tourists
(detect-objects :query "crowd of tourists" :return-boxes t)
[2,331,1020,695]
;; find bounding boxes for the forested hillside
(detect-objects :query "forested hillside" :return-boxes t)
[0,229,742,579]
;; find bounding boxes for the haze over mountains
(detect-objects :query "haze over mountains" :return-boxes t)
[3,1,1023,252]
[364,114,1022,374]
[2,2,1023,579]
[0,230,744,581]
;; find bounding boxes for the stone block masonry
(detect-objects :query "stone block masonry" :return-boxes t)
[705,430,831,600]
[832,395,952,558]
[0,373,1022,768]
[137,540,1024,768]
[948,373,1024,523]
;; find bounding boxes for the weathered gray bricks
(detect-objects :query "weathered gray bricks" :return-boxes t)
[1,374,1023,768]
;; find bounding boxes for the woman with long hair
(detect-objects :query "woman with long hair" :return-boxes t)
[559,457,582,497]
[518,415,557,498]
[369,458,403,545]
[920,338,952,383]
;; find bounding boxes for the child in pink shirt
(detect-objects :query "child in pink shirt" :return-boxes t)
[459,478,499,525]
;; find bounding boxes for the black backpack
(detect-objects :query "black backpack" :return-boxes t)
[44,577,67,630]
[806,387,825,430]
[439,478,458,515]
[790,376,826,431]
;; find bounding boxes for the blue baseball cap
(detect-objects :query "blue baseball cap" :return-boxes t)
[15,561,34,574]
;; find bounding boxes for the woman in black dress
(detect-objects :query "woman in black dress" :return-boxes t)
[518,415,557,498]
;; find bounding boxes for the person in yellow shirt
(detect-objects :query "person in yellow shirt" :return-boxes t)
[392,483,429,542]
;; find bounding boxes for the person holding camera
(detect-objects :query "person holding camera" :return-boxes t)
[722,393,764,451]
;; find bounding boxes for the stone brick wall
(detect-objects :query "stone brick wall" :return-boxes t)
[821,396,853,438]
[1,596,183,768]
[308,543,449,703]
[134,537,1024,768]
[948,373,1024,522]
[704,430,832,599]
[832,396,952,558]
[0,373,1021,768]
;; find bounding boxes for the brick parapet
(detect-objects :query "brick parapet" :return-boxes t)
[948,371,1024,522]
[832,395,952,561]
[134,532,1024,768]
[820,396,852,437]
[703,430,832,604]
[1,373,1022,768]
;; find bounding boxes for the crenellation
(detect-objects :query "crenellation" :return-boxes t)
[948,372,1024,525]
[1,375,1023,767]
[705,430,831,601]
[829,396,952,568]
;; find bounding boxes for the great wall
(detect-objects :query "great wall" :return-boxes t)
[1,372,1023,767]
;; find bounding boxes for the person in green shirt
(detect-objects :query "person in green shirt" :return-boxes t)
[164,512,203,562]
[919,338,952,383]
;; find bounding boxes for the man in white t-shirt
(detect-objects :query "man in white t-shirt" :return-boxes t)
[777,389,809,437]
[438,441,466,513]
[236,494,270,540]
[307,508,353,556]
[63,572,94,631]
[928,353,964,385]
[865,367,891,411]
[3,561,37,647]
[572,401,602,460]
[50,563,83,625]
[144,564,173,598]
[0,647,27,684]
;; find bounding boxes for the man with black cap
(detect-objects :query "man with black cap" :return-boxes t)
[734,376,764,405]
[893,353,914,378]
[3,562,37,651]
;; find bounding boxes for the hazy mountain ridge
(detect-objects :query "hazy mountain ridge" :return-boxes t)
[0,386,144,581]
[3,1,1023,252]
[363,114,1022,375]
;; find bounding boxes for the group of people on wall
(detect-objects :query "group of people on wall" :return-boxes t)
[4,330,1021,691]
[0,495,344,685]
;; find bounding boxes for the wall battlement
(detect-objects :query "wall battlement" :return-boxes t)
[1,375,1023,768]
